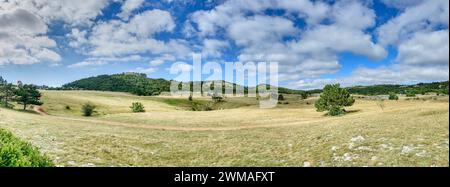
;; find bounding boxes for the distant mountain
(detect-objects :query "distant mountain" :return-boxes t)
[346,81,449,95]
[62,73,448,96]
[62,73,308,96]
[62,73,170,96]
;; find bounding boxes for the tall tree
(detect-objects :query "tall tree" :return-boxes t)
[0,77,15,108]
[0,76,5,102]
[315,84,355,116]
[14,84,43,110]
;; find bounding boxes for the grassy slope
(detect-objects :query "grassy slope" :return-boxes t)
[0,90,448,166]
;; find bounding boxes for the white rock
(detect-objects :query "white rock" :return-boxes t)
[331,146,338,152]
[303,161,311,167]
[351,135,365,142]
[401,146,414,154]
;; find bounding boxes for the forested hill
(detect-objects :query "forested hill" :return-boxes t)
[61,72,448,96]
[347,81,449,95]
[62,73,170,96]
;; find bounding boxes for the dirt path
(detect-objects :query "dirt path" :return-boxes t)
[33,105,49,116]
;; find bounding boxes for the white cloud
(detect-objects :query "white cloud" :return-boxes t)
[189,0,387,81]
[381,0,425,9]
[0,0,110,26]
[134,67,158,74]
[117,0,145,21]
[201,39,229,58]
[377,0,449,46]
[397,30,449,66]
[0,8,60,65]
[77,9,191,59]
[68,60,108,68]
[149,54,176,66]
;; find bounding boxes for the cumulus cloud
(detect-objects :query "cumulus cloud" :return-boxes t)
[0,8,60,65]
[190,0,387,82]
[68,60,108,68]
[377,0,449,46]
[397,30,449,66]
[75,9,191,58]
[134,67,158,74]
[117,0,145,20]
[0,0,110,25]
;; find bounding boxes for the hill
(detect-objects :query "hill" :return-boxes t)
[62,73,170,96]
[62,73,307,96]
[61,72,448,96]
[347,81,449,95]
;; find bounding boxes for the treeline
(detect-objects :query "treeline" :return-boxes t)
[0,76,43,110]
[347,81,449,95]
[62,73,170,96]
[57,72,449,97]
[61,72,309,96]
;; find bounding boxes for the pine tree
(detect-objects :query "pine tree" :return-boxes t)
[315,84,355,116]
[14,84,43,110]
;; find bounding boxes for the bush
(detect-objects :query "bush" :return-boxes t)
[315,84,355,116]
[211,93,224,103]
[278,94,285,101]
[0,128,53,167]
[82,103,96,116]
[300,92,308,100]
[405,91,416,97]
[388,93,399,100]
[328,106,345,116]
[130,102,145,113]
[191,102,213,111]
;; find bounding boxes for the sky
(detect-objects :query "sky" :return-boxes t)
[0,0,449,90]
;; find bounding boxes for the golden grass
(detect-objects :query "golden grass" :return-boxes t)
[0,90,448,166]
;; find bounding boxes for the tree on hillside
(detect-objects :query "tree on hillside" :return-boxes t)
[315,84,355,116]
[0,76,5,103]
[14,84,43,110]
[82,103,96,116]
[130,102,145,113]
[0,77,16,108]
[300,91,308,100]
[388,92,399,100]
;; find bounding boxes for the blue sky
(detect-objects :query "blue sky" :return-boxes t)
[0,0,448,89]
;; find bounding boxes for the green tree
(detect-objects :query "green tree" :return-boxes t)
[405,91,416,97]
[14,84,42,110]
[130,102,145,113]
[0,76,5,104]
[388,92,399,100]
[82,103,96,116]
[278,94,285,101]
[300,92,308,100]
[0,77,15,108]
[315,84,355,116]
[211,93,223,103]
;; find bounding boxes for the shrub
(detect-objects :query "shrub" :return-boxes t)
[278,94,285,101]
[211,93,224,103]
[0,128,53,167]
[405,91,416,97]
[315,84,355,116]
[82,103,96,116]
[191,102,213,111]
[388,93,399,100]
[130,102,145,113]
[300,92,308,100]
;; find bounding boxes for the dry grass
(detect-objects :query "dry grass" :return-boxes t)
[0,90,448,166]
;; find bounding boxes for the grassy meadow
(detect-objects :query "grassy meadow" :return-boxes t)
[0,90,448,166]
